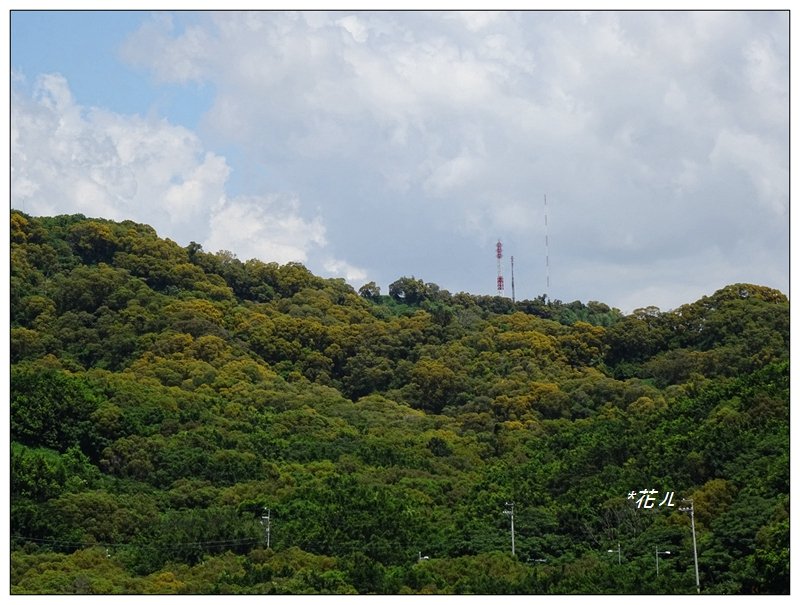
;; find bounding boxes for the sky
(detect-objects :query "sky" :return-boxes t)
[8,8,790,313]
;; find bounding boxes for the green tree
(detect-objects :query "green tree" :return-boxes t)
[11,365,104,455]
[389,277,429,305]
[358,281,381,301]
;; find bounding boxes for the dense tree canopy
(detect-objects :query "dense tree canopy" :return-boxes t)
[9,211,789,594]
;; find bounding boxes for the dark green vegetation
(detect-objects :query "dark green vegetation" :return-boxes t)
[10,211,789,594]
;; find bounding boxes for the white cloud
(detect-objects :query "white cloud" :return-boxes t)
[323,258,367,283]
[12,11,788,308]
[423,151,483,197]
[12,73,227,242]
[154,11,782,305]
[446,11,503,32]
[336,15,369,43]
[11,73,347,280]
[205,194,326,265]
[162,152,230,224]
[120,13,212,84]
[710,128,788,216]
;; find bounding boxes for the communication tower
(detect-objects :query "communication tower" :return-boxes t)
[496,240,504,294]
[510,255,516,303]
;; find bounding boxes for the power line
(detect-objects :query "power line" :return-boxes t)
[11,533,426,556]
[11,534,261,550]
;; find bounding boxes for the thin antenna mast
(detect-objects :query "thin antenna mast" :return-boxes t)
[510,255,516,303]
[544,194,550,296]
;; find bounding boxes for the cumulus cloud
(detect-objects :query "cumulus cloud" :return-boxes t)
[12,74,139,220]
[12,73,226,236]
[322,258,368,283]
[205,194,326,265]
[120,13,213,84]
[11,72,337,276]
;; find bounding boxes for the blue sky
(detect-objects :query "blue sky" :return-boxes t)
[11,11,214,131]
[9,9,790,312]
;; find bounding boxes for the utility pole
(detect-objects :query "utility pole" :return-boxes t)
[656,548,670,576]
[504,501,515,556]
[680,499,700,593]
[261,507,271,549]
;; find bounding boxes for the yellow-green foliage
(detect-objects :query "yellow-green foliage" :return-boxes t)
[10,212,789,595]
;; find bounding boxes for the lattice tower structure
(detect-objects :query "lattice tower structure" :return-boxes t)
[496,240,504,293]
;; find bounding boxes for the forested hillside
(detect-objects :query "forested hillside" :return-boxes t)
[9,211,789,594]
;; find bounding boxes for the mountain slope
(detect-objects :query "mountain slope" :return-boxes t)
[10,211,789,594]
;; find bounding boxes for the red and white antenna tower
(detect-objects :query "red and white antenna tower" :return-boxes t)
[496,239,504,294]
